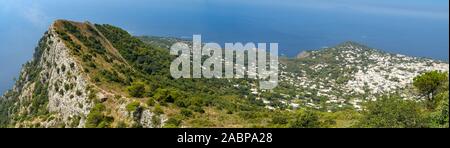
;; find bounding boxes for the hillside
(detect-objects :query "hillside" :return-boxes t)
[0,20,448,128]
[276,42,448,111]
[0,20,262,128]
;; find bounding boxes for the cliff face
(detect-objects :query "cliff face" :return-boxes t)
[39,22,93,127]
[0,20,165,128]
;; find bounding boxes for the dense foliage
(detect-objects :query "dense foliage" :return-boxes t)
[356,95,425,128]
[413,70,448,108]
[85,103,114,128]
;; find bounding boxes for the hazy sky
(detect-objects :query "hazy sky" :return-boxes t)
[0,0,449,94]
[1,0,448,26]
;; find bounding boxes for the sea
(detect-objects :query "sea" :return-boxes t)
[0,0,448,94]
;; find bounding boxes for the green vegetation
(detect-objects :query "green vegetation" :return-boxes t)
[99,69,123,83]
[29,80,50,116]
[356,95,424,128]
[164,117,182,128]
[70,116,81,127]
[152,88,181,103]
[427,95,449,128]
[96,24,172,76]
[180,108,193,117]
[146,98,155,106]
[127,82,146,98]
[0,92,19,127]
[85,103,114,128]
[153,104,164,115]
[289,110,321,128]
[126,101,141,112]
[413,70,448,108]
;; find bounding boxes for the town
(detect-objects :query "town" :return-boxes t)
[169,35,279,89]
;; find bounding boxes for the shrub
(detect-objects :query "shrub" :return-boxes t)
[99,69,122,83]
[126,101,141,112]
[70,116,81,127]
[271,115,289,125]
[189,105,205,113]
[88,62,97,68]
[238,111,257,119]
[116,121,127,128]
[151,115,161,127]
[146,98,155,106]
[188,96,204,107]
[153,104,164,115]
[127,101,143,121]
[127,82,146,98]
[85,103,113,128]
[289,110,321,128]
[356,95,424,128]
[57,31,71,41]
[165,117,182,127]
[61,65,66,73]
[93,76,100,82]
[153,88,183,104]
[180,108,193,117]
[428,93,449,128]
[174,98,188,108]
[64,83,70,91]
[87,88,98,100]
[76,90,82,96]
[82,54,92,62]
[59,89,65,96]
[30,82,49,116]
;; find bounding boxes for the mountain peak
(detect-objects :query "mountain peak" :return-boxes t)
[52,19,92,27]
[0,20,150,128]
[296,41,376,59]
[335,41,370,49]
[52,19,82,30]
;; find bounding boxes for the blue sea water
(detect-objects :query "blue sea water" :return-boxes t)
[0,0,449,94]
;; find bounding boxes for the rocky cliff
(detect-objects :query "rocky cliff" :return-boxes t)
[0,20,165,128]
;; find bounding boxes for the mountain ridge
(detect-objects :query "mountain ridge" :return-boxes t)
[0,20,168,127]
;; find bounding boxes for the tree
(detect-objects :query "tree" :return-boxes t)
[413,71,448,104]
[289,110,321,128]
[127,82,146,98]
[357,95,424,128]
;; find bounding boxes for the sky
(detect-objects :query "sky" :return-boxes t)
[0,0,449,95]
